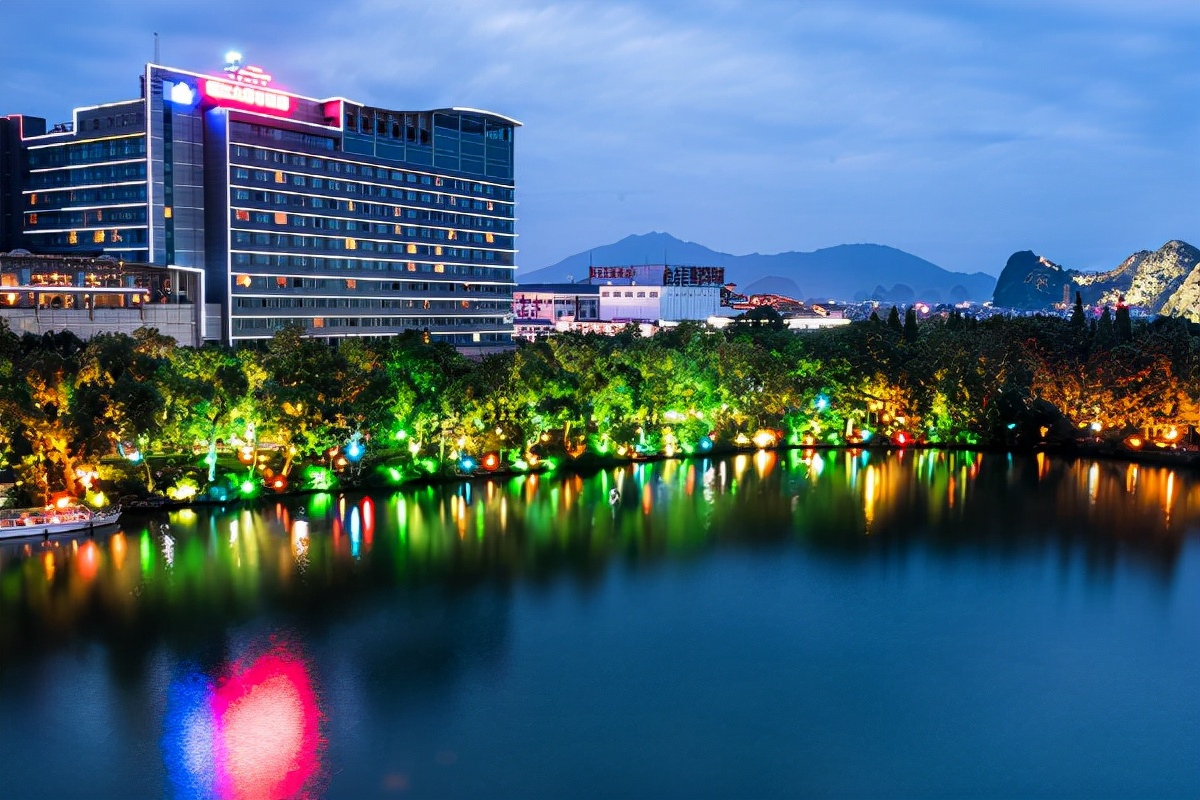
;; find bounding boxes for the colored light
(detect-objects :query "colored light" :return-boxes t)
[752,430,776,449]
[394,429,408,441]
[345,440,365,463]
[815,395,829,411]
[167,80,196,106]
[164,646,323,800]
[225,50,243,65]
[240,479,256,497]
[697,437,712,452]
[203,77,292,115]
[459,456,476,473]
[270,475,288,492]
[482,452,500,471]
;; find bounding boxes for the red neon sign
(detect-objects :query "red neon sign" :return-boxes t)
[203,78,293,115]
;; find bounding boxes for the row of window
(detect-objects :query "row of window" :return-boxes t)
[231,209,510,248]
[229,231,511,264]
[228,253,512,282]
[234,297,509,311]
[232,316,508,331]
[26,136,146,169]
[27,229,147,248]
[25,163,146,191]
[25,185,146,209]
[230,187,514,233]
[601,289,660,298]
[231,143,514,200]
[230,167,514,215]
[25,207,146,229]
[230,124,335,152]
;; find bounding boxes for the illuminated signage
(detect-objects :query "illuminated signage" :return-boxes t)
[202,78,292,114]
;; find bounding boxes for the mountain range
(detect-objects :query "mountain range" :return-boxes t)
[519,232,997,303]
[992,240,1200,321]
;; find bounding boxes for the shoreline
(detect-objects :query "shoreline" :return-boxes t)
[117,440,1199,513]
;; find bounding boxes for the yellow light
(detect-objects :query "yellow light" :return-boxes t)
[734,433,750,446]
[752,429,776,449]
[1164,427,1179,441]
[1127,437,1142,449]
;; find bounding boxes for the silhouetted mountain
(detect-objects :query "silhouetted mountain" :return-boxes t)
[519,232,996,301]
[992,240,1200,321]
[992,251,1074,308]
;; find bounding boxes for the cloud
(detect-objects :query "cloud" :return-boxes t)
[0,0,1196,274]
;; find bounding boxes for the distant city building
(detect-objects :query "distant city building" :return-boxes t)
[589,265,724,322]
[1,252,204,345]
[513,283,599,322]
[0,57,518,351]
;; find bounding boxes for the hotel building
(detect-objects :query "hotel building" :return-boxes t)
[0,59,518,350]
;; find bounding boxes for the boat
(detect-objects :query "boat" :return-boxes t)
[0,504,122,540]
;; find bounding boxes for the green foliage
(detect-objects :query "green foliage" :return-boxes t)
[3,315,1196,501]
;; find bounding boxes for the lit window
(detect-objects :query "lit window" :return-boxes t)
[346,279,356,289]
[29,194,37,206]
[275,212,288,224]
[28,213,37,225]
[93,230,106,243]
[394,225,402,235]
[235,274,252,288]
[447,230,456,240]
[348,201,355,211]
[276,277,287,288]
[434,264,445,273]
[68,230,78,245]
[312,317,324,328]
[274,171,285,183]
[112,230,122,242]
[407,262,417,272]
[236,210,250,221]
[164,206,173,219]
[434,246,443,256]
[485,233,494,243]
[406,244,417,254]
[345,238,357,250]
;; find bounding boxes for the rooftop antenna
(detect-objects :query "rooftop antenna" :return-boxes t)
[154,32,160,63]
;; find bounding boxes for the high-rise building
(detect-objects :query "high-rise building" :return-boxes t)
[0,58,518,350]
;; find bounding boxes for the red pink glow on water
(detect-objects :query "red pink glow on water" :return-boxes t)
[163,643,323,799]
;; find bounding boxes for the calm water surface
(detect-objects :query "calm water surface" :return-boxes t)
[1,451,1197,799]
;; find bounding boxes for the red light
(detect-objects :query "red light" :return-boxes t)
[482,452,500,471]
[202,77,293,116]
[895,432,908,445]
[271,475,288,492]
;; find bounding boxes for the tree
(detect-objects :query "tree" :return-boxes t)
[1114,303,1132,343]
[903,307,919,343]
[886,306,903,336]
[1070,291,1085,328]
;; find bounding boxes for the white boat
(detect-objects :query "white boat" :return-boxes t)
[0,505,122,540]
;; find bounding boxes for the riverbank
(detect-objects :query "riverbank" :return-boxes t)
[104,439,1198,515]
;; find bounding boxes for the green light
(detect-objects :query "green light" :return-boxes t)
[394,429,408,441]
[240,479,256,497]
[421,458,439,474]
[543,457,559,471]
[388,467,403,482]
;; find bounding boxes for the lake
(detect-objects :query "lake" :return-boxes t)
[1,450,1197,798]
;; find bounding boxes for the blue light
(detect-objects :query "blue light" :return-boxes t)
[1006,422,1018,430]
[344,440,365,463]
[458,456,476,473]
[815,395,829,412]
[698,437,713,451]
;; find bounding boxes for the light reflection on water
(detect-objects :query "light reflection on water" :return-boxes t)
[0,451,1197,798]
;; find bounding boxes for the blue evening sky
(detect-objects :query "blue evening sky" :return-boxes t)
[1,0,1196,275]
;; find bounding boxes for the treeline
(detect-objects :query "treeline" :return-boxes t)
[0,308,1196,504]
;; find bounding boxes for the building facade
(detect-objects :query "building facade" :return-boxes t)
[589,265,722,322]
[1,59,518,350]
[513,283,599,322]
